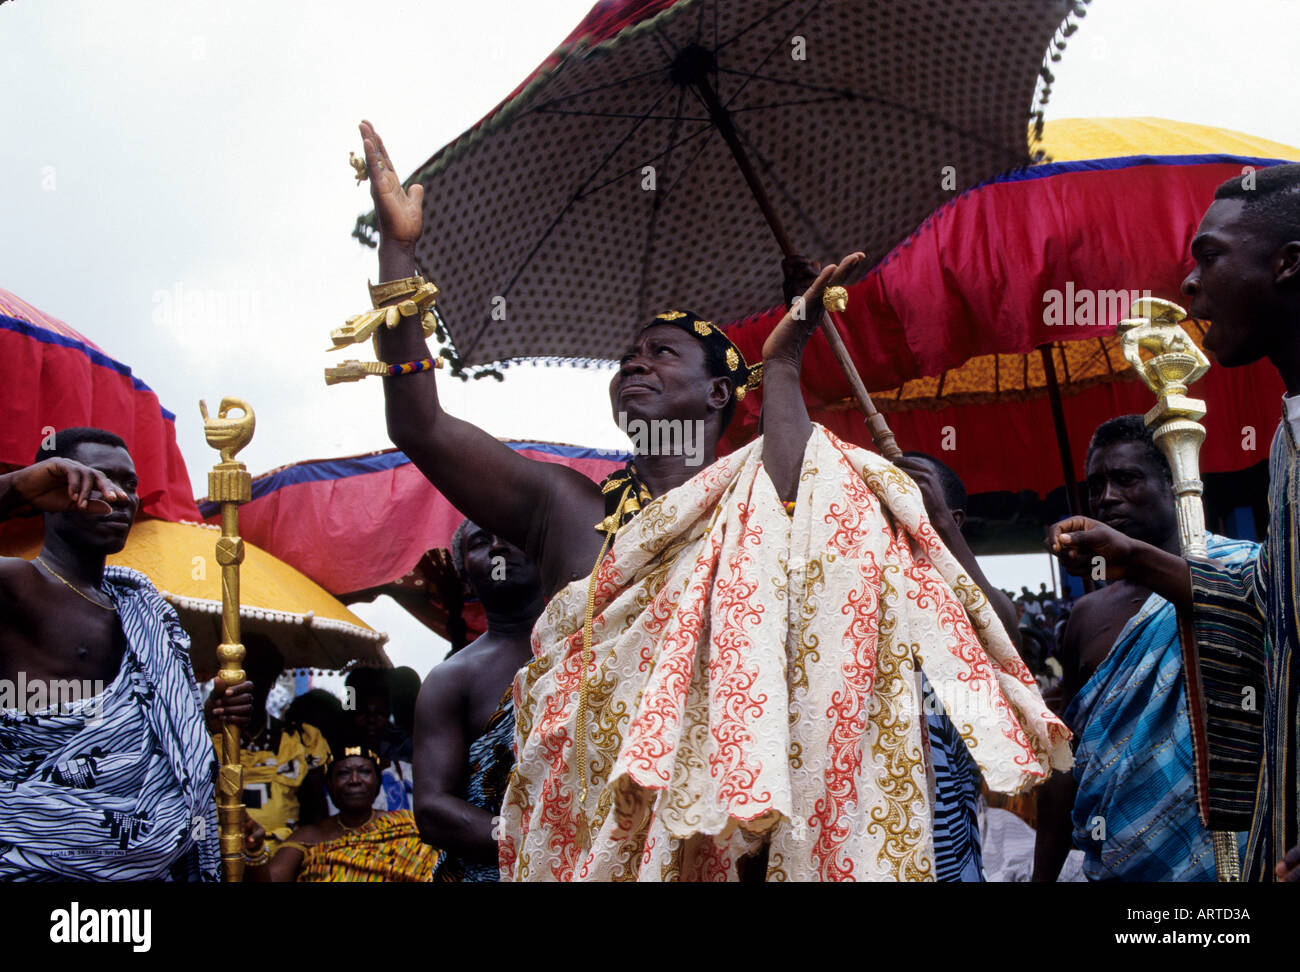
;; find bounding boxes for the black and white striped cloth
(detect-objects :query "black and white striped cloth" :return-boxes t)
[0,566,219,880]
[924,674,984,882]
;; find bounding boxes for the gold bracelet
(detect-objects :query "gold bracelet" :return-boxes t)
[328,280,440,352]
[370,275,431,308]
[244,844,270,867]
[325,357,443,385]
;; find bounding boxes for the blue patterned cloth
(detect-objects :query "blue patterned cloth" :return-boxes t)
[0,567,219,880]
[924,674,984,882]
[1067,534,1257,881]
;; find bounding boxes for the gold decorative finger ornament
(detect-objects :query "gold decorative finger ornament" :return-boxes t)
[349,152,368,184]
[822,286,849,312]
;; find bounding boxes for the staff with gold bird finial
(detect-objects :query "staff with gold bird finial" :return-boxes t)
[1117,297,1241,882]
[199,396,256,882]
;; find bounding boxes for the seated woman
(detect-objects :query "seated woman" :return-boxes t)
[251,741,438,882]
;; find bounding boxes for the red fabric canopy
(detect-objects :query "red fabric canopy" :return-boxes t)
[719,152,1292,495]
[0,289,199,523]
[201,443,625,596]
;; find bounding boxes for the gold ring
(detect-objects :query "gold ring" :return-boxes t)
[822,286,848,312]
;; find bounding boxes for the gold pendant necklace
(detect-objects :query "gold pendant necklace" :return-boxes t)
[35,556,116,611]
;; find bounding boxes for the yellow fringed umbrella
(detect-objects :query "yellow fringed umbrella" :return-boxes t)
[5,518,389,680]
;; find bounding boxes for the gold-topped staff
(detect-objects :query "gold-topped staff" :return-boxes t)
[199,396,256,882]
[1117,297,1239,882]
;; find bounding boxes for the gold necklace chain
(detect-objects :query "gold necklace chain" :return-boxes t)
[337,809,375,833]
[35,556,116,611]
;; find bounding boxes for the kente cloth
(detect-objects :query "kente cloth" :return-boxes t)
[217,719,330,852]
[430,688,516,883]
[1067,534,1258,882]
[1188,419,1300,881]
[500,426,1071,881]
[0,566,219,881]
[295,810,438,882]
[924,676,984,882]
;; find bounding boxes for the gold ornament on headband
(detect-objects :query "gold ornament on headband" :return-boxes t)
[656,310,686,321]
[329,745,380,766]
[823,286,849,313]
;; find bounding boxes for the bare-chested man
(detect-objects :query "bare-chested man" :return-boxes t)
[413,519,544,881]
[0,427,253,880]
[1034,416,1256,881]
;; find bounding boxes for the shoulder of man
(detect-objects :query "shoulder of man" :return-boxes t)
[0,555,37,607]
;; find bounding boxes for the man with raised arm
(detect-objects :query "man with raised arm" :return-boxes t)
[413,520,545,881]
[0,427,253,880]
[1050,164,1300,882]
[357,121,1069,881]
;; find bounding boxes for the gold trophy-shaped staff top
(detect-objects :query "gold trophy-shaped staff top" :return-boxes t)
[1117,297,1211,414]
[200,397,256,466]
[1116,297,1211,560]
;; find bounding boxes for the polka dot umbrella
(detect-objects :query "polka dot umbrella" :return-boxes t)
[356,0,1085,377]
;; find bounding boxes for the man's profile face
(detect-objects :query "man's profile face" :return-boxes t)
[46,442,139,555]
[1183,198,1278,367]
[608,324,722,430]
[1085,441,1177,548]
[460,521,541,601]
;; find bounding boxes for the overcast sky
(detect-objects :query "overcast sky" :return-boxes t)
[4,0,1298,675]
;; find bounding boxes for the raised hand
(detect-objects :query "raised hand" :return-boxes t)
[762,251,865,366]
[359,120,425,251]
[8,458,121,515]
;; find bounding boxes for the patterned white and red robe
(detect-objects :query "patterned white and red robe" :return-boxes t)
[500,426,1071,881]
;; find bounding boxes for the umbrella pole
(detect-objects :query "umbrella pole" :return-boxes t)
[1039,344,1094,594]
[200,397,257,882]
[688,70,902,460]
[1117,300,1240,882]
[1039,344,1085,517]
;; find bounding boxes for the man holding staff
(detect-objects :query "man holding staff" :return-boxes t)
[0,428,255,880]
[1050,164,1300,882]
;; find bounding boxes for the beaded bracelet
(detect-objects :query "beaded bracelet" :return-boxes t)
[324,357,442,386]
[386,358,437,376]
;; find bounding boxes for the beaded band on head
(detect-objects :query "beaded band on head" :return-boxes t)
[641,310,762,402]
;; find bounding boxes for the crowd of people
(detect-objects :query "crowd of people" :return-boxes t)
[1,124,1298,882]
